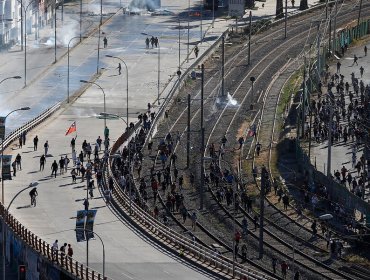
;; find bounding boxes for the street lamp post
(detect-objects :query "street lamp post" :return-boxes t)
[75,229,105,279]
[17,0,37,87]
[141,32,160,105]
[105,55,129,129]
[187,0,190,62]
[80,80,106,128]
[68,36,87,103]
[0,105,30,280]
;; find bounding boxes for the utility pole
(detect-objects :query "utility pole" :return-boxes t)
[178,17,181,70]
[54,2,57,63]
[79,0,82,41]
[332,0,337,54]
[200,4,203,43]
[259,165,267,259]
[187,94,191,168]
[327,99,333,177]
[221,35,225,97]
[316,24,321,84]
[200,64,205,210]
[302,57,306,138]
[187,0,190,62]
[20,0,23,50]
[328,8,332,55]
[284,0,287,39]
[357,0,363,39]
[248,11,252,65]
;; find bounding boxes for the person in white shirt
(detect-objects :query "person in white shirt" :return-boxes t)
[52,240,59,261]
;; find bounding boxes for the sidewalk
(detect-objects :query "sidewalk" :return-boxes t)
[311,41,370,196]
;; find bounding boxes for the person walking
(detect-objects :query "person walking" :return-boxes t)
[117,63,122,75]
[353,54,358,66]
[40,154,46,171]
[12,160,16,177]
[33,135,39,151]
[336,61,341,73]
[52,240,58,261]
[364,45,367,56]
[103,36,108,48]
[145,37,150,48]
[281,260,288,279]
[44,141,49,156]
[15,153,22,170]
[51,160,58,178]
[360,66,364,78]
[194,45,199,58]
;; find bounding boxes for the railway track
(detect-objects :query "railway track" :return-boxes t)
[106,0,370,278]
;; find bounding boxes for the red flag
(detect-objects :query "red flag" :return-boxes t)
[65,122,77,136]
[247,129,254,137]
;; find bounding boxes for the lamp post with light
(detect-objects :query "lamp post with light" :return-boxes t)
[80,80,106,128]
[105,55,129,129]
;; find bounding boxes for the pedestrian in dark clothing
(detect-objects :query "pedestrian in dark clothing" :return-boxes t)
[353,54,358,66]
[253,214,258,230]
[150,36,155,48]
[360,66,364,78]
[12,161,16,177]
[145,37,150,48]
[18,136,22,148]
[154,37,158,47]
[336,61,341,73]
[33,135,39,151]
[15,153,22,170]
[294,271,300,280]
[194,46,199,58]
[40,154,46,171]
[256,142,261,156]
[51,160,58,178]
[117,63,122,75]
[103,37,108,48]
[364,45,367,56]
[44,141,49,156]
[83,198,89,210]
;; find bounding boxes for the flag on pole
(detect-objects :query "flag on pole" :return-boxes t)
[65,122,77,136]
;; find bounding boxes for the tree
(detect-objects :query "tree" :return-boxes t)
[299,0,309,10]
[276,0,284,18]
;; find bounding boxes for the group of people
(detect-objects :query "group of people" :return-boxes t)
[145,36,159,49]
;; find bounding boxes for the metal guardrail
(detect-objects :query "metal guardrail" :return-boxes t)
[0,102,61,153]
[0,203,112,280]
